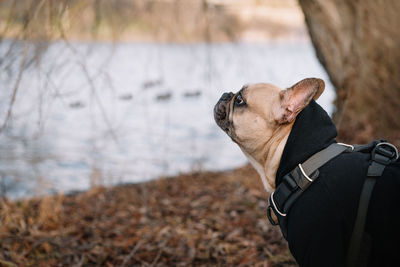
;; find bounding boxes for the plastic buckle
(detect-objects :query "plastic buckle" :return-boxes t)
[283,174,298,191]
[372,142,399,164]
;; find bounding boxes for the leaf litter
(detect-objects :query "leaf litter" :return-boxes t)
[0,165,297,266]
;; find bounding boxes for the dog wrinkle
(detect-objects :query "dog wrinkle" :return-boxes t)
[242,149,273,192]
[260,123,293,192]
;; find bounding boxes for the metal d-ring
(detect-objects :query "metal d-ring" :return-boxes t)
[270,191,287,217]
[376,142,399,161]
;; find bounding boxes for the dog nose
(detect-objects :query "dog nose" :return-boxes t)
[221,92,233,101]
[214,103,226,120]
[214,92,233,122]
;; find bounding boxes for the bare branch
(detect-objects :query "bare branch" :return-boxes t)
[0,41,29,134]
[121,240,144,267]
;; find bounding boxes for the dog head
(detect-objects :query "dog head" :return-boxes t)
[214,78,325,190]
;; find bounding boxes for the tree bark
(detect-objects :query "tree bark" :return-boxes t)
[298,0,400,146]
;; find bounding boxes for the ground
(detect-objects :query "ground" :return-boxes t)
[0,165,297,266]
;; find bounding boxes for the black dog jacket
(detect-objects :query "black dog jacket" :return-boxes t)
[270,100,400,267]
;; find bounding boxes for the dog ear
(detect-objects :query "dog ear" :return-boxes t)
[277,78,325,124]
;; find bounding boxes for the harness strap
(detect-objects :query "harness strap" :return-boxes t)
[301,143,353,176]
[346,142,399,267]
[267,143,351,237]
[267,139,399,265]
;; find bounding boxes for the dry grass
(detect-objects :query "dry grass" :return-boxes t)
[0,0,304,43]
[0,165,296,266]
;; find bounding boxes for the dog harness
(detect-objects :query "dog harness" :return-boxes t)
[267,140,399,267]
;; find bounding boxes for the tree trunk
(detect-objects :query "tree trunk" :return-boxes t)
[298,0,400,146]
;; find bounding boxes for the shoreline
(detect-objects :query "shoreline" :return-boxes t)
[0,34,311,45]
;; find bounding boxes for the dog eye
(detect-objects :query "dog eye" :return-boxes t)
[235,93,245,106]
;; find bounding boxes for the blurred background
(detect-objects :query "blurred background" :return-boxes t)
[0,0,335,199]
[1,0,399,266]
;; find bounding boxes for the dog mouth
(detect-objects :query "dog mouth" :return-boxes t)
[214,92,234,132]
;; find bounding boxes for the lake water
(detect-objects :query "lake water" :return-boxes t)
[0,40,334,198]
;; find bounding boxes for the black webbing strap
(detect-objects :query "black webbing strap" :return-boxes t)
[301,143,353,176]
[346,142,399,267]
[267,140,399,264]
[267,143,351,238]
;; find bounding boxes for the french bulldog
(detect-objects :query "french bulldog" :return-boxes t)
[213,78,400,267]
[214,78,324,193]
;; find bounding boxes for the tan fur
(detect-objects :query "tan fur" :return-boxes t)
[218,78,324,192]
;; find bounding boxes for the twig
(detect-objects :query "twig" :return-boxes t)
[0,259,18,267]
[74,255,85,267]
[0,41,29,134]
[58,23,119,143]
[0,0,16,42]
[79,61,119,143]
[149,236,170,267]
[0,173,8,202]
[149,248,163,267]
[120,240,144,267]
